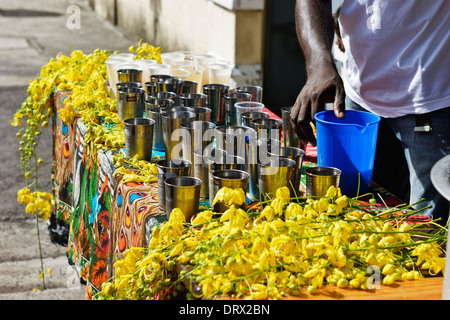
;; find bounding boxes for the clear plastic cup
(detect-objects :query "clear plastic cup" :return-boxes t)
[109,53,134,62]
[181,64,204,92]
[133,59,158,85]
[234,101,264,125]
[147,63,172,76]
[208,63,233,85]
[170,68,191,80]
[106,59,129,90]
[194,54,216,85]
[161,52,186,66]
[171,60,195,69]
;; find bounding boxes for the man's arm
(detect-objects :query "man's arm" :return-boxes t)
[291,0,345,147]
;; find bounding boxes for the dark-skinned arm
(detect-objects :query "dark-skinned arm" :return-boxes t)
[291,0,345,147]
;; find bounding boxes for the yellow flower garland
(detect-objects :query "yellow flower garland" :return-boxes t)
[11,41,162,290]
[97,186,447,300]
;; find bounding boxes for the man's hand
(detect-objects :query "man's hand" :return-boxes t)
[291,65,345,147]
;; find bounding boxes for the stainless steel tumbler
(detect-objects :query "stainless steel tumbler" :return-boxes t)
[156,159,192,211]
[202,84,229,126]
[124,117,155,161]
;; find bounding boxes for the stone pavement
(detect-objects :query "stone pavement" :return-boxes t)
[0,0,137,300]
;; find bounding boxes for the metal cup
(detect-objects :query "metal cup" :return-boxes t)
[180,92,207,108]
[251,118,283,141]
[209,154,246,205]
[235,85,263,102]
[145,97,175,113]
[224,92,252,126]
[215,125,255,157]
[164,176,202,222]
[157,77,183,93]
[281,106,302,148]
[156,159,192,211]
[193,107,212,122]
[269,147,305,198]
[145,98,175,151]
[241,111,270,127]
[212,169,249,213]
[124,117,155,161]
[161,106,195,115]
[180,80,198,95]
[202,84,229,126]
[151,74,174,85]
[203,148,227,203]
[180,121,216,163]
[259,157,296,204]
[156,77,184,105]
[117,87,146,120]
[305,166,341,197]
[118,68,143,84]
[245,136,281,201]
[116,81,143,91]
[115,81,143,99]
[145,81,158,97]
[193,145,226,200]
[148,91,177,102]
[162,111,196,160]
[192,147,216,199]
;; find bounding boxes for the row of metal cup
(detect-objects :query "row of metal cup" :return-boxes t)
[156,156,343,222]
[118,66,268,158]
[157,113,306,205]
[111,55,311,220]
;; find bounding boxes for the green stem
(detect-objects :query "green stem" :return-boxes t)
[204,263,291,300]
[33,147,46,290]
[344,237,440,252]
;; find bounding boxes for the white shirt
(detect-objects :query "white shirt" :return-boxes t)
[339,0,450,118]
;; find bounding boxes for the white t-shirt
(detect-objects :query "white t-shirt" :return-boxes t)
[339,0,450,118]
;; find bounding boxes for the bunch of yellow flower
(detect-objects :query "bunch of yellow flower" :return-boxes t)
[11,43,161,291]
[129,39,162,62]
[56,49,114,125]
[112,153,158,184]
[17,187,54,222]
[97,186,447,300]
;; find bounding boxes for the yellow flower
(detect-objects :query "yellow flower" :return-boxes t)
[276,186,290,204]
[17,187,32,204]
[192,210,214,225]
[325,185,342,198]
[168,208,186,224]
[285,202,303,220]
[10,112,23,127]
[260,205,275,222]
[169,243,184,258]
[270,198,284,216]
[213,187,233,206]
[229,188,246,206]
[335,195,348,208]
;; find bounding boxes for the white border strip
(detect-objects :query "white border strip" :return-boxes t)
[212,0,265,11]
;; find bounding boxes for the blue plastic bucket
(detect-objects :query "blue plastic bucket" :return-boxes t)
[314,110,381,196]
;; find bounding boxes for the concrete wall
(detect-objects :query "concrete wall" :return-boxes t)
[84,0,265,86]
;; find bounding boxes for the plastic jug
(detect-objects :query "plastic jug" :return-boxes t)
[315,110,381,196]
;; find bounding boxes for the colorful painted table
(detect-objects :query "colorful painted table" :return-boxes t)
[49,90,420,299]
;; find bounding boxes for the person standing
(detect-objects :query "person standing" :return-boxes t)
[291,0,450,225]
